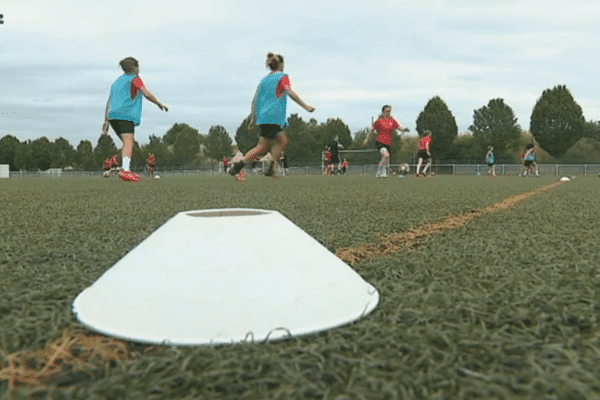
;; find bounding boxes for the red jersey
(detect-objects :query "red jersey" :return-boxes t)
[223,157,229,167]
[147,156,155,166]
[110,155,118,167]
[324,151,331,162]
[419,135,432,150]
[103,159,111,170]
[373,117,400,146]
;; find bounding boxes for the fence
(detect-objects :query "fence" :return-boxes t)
[5,164,600,179]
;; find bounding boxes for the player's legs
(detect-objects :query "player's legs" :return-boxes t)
[267,132,288,177]
[422,158,431,175]
[416,157,423,176]
[379,147,389,177]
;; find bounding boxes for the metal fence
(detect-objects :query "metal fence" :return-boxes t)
[4,164,600,179]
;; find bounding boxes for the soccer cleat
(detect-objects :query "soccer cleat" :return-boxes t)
[230,161,245,176]
[264,162,276,177]
[119,170,140,182]
[234,169,246,182]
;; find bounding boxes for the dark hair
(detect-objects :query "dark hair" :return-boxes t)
[266,52,284,71]
[526,143,534,149]
[119,57,139,74]
[382,105,391,113]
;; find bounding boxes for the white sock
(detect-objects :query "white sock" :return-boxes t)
[122,157,131,172]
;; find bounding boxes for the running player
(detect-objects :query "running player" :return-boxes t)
[230,52,315,181]
[102,57,168,182]
[363,105,402,178]
[415,130,432,177]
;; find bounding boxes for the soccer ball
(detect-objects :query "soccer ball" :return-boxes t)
[154,175,161,180]
[400,164,410,175]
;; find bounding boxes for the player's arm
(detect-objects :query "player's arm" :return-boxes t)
[283,82,314,112]
[139,84,168,112]
[248,89,258,130]
[426,141,431,156]
[102,98,110,134]
[363,127,376,147]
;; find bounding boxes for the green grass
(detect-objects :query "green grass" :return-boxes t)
[1,174,599,399]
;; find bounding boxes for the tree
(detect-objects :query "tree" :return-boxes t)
[284,114,312,163]
[530,85,584,157]
[416,96,458,159]
[51,137,77,168]
[173,125,201,166]
[235,117,259,154]
[14,140,34,170]
[0,134,21,170]
[163,123,190,146]
[76,140,95,170]
[323,118,352,149]
[469,98,522,159]
[204,125,233,161]
[30,137,53,170]
[94,134,118,164]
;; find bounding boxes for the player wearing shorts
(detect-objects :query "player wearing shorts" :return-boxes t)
[102,57,168,182]
[415,130,432,177]
[147,153,155,178]
[486,146,496,177]
[230,52,314,181]
[521,144,535,177]
[363,105,401,178]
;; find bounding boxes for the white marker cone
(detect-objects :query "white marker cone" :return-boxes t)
[73,209,379,345]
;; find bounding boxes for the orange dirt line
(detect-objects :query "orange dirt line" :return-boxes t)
[336,182,563,265]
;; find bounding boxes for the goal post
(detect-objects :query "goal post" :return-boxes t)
[0,164,8,179]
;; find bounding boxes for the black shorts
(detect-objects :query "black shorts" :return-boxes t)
[259,124,283,140]
[376,141,391,153]
[330,153,340,164]
[488,163,494,167]
[417,149,430,160]
[109,120,135,139]
[524,160,534,167]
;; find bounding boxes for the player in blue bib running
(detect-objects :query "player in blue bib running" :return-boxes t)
[230,53,314,180]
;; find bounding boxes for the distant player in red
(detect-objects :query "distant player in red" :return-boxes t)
[110,154,119,176]
[323,150,332,176]
[415,130,432,177]
[341,158,348,174]
[147,154,155,177]
[103,158,111,172]
[222,156,229,174]
[363,105,401,178]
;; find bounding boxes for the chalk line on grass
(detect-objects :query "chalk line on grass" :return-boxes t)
[336,182,563,265]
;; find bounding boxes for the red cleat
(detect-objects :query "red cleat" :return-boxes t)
[119,170,140,182]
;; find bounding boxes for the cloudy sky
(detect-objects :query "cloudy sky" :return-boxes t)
[1,0,599,147]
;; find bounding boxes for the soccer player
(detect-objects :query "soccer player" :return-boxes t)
[486,146,496,177]
[222,156,229,174]
[521,144,535,177]
[363,105,402,178]
[230,52,315,181]
[415,130,432,177]
[102,57,168,182]
[328,135,343,175]
[341,158,348,174]
[147,153,155,178]
[103,158,111,177]
[323,149,332,176]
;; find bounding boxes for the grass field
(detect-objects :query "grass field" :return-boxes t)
[1,174,599,399]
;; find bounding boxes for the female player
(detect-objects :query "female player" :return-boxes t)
[102,57,168,182]
[230,52,315,180]
[415,130,432,177]
[486,146,496,177]
[363,105,402,178]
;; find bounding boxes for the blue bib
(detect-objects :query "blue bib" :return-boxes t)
[108,74,143,126]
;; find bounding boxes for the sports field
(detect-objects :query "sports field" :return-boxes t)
[1,174,599,399]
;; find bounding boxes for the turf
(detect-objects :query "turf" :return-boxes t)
[0,174,599,399]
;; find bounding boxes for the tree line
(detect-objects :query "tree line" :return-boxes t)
[1,85,599,171]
